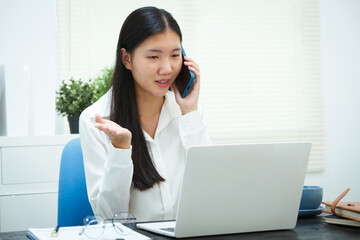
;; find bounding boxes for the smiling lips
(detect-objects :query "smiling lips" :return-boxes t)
[155,79,171,88]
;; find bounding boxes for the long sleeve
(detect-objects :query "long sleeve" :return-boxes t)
[78,90,212,222]
[179,109,212,148]
[79,107,134,219]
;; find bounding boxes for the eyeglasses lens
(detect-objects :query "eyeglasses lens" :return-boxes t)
[83,216,105,239]
[113,212,135,235]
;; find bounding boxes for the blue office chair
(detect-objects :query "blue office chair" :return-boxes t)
[57,137,94,227]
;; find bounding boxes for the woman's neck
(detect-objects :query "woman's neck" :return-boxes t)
[136,94,165,139]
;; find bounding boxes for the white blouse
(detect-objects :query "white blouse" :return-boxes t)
[79,90,211,222]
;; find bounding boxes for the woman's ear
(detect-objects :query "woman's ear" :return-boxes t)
[121,48,132,70]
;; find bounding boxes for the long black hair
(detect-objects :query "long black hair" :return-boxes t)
[110,7,182,191]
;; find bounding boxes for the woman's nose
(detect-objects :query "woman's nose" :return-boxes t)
[159,59,173,75]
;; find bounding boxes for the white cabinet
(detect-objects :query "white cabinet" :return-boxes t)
[0,193,57,232]
[0,135,78,232]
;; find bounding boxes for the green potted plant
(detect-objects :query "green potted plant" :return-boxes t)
[93,66,113,100]
[56,77,97,133]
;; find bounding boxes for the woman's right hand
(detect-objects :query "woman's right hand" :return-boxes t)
[94,114,132,149]
[172,56,200,115]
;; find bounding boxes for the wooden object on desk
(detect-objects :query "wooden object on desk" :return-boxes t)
[324,215,360,227]
[323,203,360,221]
[322,188,360,222]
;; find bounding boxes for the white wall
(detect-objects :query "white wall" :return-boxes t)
[0,0,358,202]
[304,0,360,202]
[0,0,58,136]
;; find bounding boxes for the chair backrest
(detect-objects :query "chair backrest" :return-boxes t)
[58,137,93,227]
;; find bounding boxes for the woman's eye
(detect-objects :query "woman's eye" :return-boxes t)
[172,54,180,58]
[148,56,158,59]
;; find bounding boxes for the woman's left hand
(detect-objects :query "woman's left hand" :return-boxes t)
[172,56,200,115]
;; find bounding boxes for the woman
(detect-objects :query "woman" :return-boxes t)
[79,6,211,222]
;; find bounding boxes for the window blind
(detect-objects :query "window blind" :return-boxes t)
[57,0,325,172]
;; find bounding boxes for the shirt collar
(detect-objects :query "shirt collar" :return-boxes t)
[143,91,181,142]
[101,89,181,141]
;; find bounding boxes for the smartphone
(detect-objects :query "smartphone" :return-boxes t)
[175,45,195,98]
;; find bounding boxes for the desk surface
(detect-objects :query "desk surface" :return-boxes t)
[2,214,360,240]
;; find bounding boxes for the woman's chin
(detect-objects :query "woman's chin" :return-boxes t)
[155,87,171,97]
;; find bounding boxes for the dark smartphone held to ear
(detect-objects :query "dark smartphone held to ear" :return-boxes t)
[175,45,195,98]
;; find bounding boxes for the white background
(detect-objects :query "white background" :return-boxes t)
[0,0,359,202]
[304,0,360,201]
[0,0,58,135]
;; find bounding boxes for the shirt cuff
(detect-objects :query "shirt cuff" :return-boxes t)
[179,109,204,134]
[108,142,132,167]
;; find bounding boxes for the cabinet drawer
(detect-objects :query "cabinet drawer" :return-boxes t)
[0,193,57,232]
[1,146,63,184]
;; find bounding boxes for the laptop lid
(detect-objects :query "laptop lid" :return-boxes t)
[138,142,311,238]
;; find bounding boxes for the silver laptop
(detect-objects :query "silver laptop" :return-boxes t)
[137,142,311,238]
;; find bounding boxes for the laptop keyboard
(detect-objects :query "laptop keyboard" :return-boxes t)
[160,227,175,232]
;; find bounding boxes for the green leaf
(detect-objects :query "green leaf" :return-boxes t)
[55,77,97,116]
[55,66,114,117]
